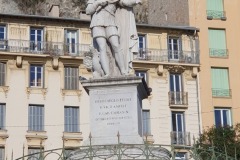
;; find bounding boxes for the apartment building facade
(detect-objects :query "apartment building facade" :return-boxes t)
[188,0,240,128]
[0,11,200,159]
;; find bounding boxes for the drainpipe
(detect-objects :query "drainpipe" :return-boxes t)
[196,72,202,135]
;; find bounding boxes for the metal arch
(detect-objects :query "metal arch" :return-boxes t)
[16,144,236,160]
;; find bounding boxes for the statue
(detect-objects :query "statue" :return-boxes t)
[86,0,141,78]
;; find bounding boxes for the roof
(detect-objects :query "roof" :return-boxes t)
[0,13,199,31]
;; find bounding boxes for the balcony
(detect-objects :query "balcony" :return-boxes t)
[0,39,90,57]
[134,48,199,64]
[207,10,226,20]
[171,131,191,146]
[169,91,188,106]
[209,48,228,58]
[212,89,231,98]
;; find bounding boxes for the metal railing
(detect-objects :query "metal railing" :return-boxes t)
[135,48,200,64]
[0,39,90,57]
[207,10,226,19]
[212,88,231,97]
[169,91,188,105]
[209,48,228,58]
[171,131,191,146]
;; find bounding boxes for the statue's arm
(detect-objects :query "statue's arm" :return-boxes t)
[119,0,142,7]
[86,0,108,15]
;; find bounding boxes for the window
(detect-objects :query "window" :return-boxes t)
[64,66,79,90]
[208,29,227,57]
[65,30,78,55]
[138,35,147,59]
[169,74,187,105]
[168,36,182,61]
[30,65,43,87]
[214,108,231,127]
[142,110,151,135]
[135,70,147,83]
[207,0,225,19]
[28,105,44,131]
[0,62,6,86]
[30,28,43,52]
[64,106,79,132]
[0,148,5,160]
[0,104,6,130]
[171,112,187,145]
[175,152,187,160]
[0,26,6,50]
[211,68,230,97]
[28,148,42,160]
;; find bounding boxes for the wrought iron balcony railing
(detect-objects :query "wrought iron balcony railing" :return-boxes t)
[207,10,226,19]
[135,48,200,64]
[212,89,231,97]
[0,39,90,57]
[169,91,188,106]
[209,48,228,58]
[171,131,191,146]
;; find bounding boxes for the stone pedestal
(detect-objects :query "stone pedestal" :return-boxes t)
[81,76,150,145]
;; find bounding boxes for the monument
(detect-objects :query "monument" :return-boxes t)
[81,0,148,145]
[70,0,172,159]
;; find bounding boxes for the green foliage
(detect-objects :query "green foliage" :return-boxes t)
[72,0,87,10]
[14,0,46,15]
[196,124,240,159]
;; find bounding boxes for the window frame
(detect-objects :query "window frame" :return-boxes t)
[172,112,185,132]
[65,29,79,55]
[0,62,6,86]
[28,105,44,132]
[0,25,7,50]
[142,110,151,136]
[168,36,182,61]
[28,148,43,160]
[135,70,148,84]
[0,104,6,130]
[29,64,44,88]
[0,147,5,160]
[64,66,79,90]
[30,27,44,52]
[214,108,232,127]
[64,106,80,133]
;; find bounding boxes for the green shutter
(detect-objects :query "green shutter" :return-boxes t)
[208,29,227,57]
[207,0,224,11]
[207,0,224,18]
[211,68,230,97]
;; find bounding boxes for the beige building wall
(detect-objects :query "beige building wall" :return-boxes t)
[189,0,240,128]
[0,14,200,159]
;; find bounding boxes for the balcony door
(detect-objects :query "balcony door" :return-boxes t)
[30,28,43,52]
[170,74,183,104]
[0,26,6,50]
[172,112,185,145]
[168,36,181,61]
[138,35,146,59]
[66,30,78,55]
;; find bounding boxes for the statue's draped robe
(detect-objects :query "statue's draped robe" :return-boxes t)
[116,0,138,73]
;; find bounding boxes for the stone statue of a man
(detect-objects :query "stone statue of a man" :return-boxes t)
[86,0,141,77]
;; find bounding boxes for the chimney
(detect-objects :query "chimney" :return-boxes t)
[79,10,91,20]
[49,5,60,17]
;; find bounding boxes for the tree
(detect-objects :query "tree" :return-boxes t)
[196,124,240,159]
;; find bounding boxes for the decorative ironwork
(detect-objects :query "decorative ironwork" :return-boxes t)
[209,48,228,58]
[0,39,89,57]
[207,10,226,19]
[169,91,188,105]
[170,131,191,146]
[212,89,231,97]
[135,49,200,64]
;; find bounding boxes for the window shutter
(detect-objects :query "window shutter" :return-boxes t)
[207,0,224,11]
[208,29,226,56]
[0,63,6,86]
